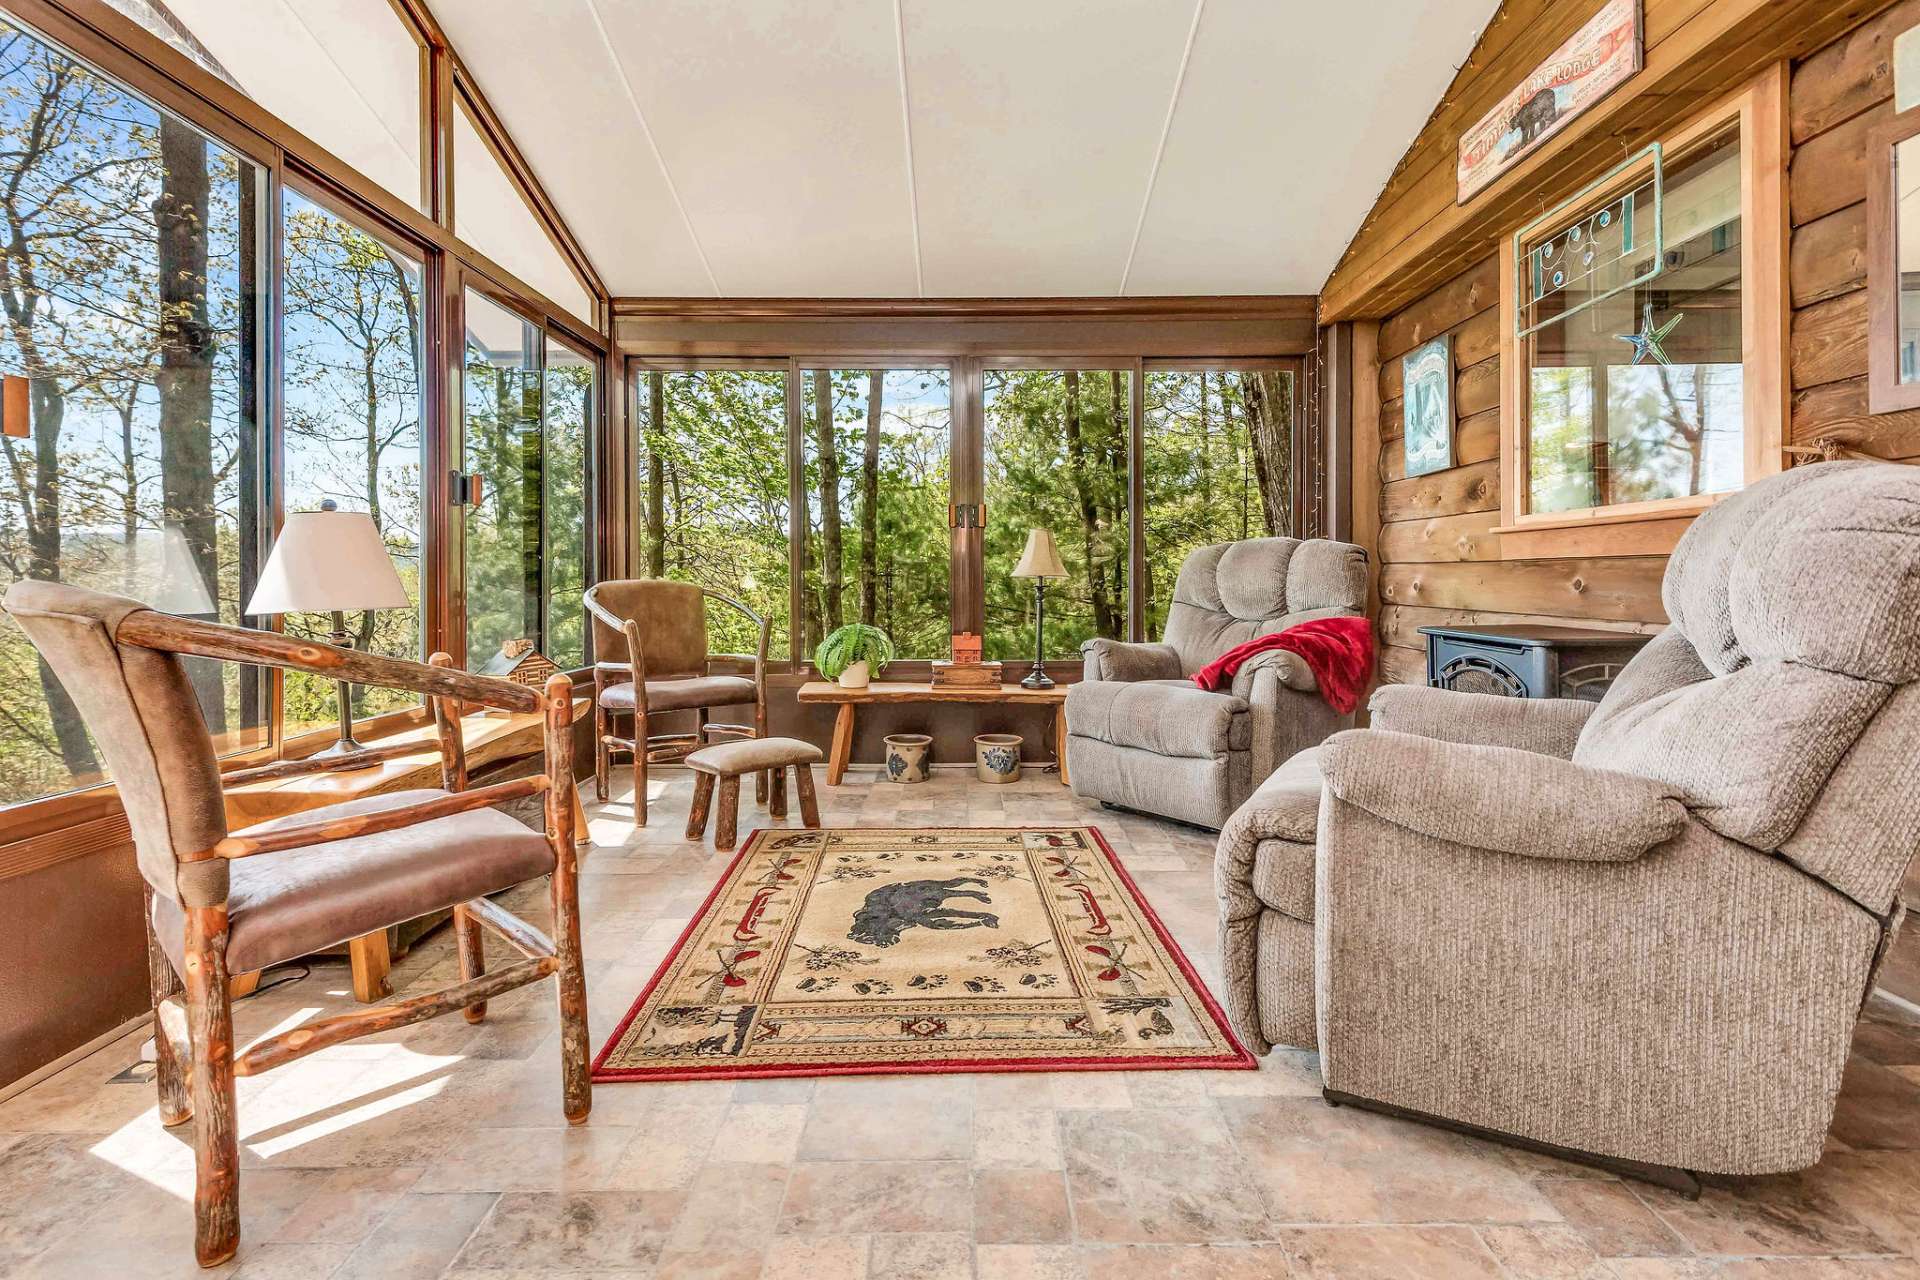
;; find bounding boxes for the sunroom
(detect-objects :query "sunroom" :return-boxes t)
[1,0,1918,1275]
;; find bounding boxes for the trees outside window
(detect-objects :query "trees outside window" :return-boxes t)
[982,370,1128,661]
[635,368,791,656]
[0,18,266,804]
[543,337,593,668]
[1142,369,1295,641]
[802,369,950,660]
[280,188,425,733]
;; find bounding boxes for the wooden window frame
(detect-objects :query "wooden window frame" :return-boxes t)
[1495,64,1787,560]
[1867,104,1920,415]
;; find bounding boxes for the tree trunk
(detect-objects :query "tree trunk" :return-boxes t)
[858,370,880,626]
[25,381,94,777]
[154,118,225,733]
[1244,370,1293,538]
[646,371,666,576]
[1062,371,1115,639]
[1198,371,1212,513]
[814,373,842,637]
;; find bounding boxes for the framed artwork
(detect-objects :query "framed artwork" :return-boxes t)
[1457,0,1642,203]
[1402,336,1454,478]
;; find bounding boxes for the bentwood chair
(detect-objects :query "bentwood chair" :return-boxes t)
[584,579,768,826]
[3,580,590,1269]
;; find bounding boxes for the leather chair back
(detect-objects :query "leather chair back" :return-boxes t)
[586,579,709,678]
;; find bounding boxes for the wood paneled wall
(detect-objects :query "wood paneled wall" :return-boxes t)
[1370,262,1667,688]
[1789,0,1920,463]
[1362,2,1920,688]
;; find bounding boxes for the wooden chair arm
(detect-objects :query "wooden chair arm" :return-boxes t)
[117,609,539,714]
[219,739,436,789]
[206,776,548,860]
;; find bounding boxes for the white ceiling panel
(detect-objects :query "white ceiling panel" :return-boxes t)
[584,0,920,297]
[1125,0,1494,295]
[901,0,1196,297]
[430,0,1497,298]
[434,0,716,298]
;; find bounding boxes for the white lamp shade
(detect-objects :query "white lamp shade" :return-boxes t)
[1011,528,1068,580]
[245,508,409,615]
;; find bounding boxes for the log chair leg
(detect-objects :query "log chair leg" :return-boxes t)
[143,885,191,1127]
[544,674,592,1125]
[182,904,240,1268]
[795,763,821,829]
[685,771,715,840]
[769,764,787,818]
[632,709,649,828]
[753,699,769,805]
[348,929,393,1003]
[592,688,610,804]
[715,774,741,851]
[454,903,487,1024]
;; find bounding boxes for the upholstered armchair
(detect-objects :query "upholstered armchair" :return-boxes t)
[584,579,768,827]
[1219,460,1920,1182]
[3,580,589,1268]
[1064,536,1366,829]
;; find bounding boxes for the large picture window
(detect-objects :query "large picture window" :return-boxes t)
[634,367,792,656]
[0,16,267,805]
[280,188,426,734]
[983,369,1128,661]
[803,368,951,660]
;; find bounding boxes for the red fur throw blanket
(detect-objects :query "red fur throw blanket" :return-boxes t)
[1190,615,1375,714]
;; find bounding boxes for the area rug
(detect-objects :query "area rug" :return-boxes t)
[593,827,1254,1080]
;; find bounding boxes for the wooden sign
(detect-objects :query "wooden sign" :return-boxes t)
[1456,0,1642,203]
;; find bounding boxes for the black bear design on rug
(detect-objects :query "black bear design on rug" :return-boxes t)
[848,877,999,947]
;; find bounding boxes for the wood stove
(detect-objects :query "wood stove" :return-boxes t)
[1419,624,1651,701]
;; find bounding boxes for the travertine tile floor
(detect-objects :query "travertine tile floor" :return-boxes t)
[7,768,1920,1278]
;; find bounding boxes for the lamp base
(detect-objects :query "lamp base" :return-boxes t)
[1020,665,1055,690]
[311,734,369,759]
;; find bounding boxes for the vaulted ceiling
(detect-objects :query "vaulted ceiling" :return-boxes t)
[437,0,1498,299]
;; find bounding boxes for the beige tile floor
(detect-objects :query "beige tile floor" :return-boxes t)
[7,767,1920,1278]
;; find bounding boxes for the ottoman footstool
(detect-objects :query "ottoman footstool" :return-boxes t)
[685,736,825,851]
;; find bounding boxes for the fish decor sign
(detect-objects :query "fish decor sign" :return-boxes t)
[1456,0,1643,203]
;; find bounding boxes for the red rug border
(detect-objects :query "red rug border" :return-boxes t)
[590,824,1257,1082]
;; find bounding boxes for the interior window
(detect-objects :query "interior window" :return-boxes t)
[1524,129,1744,515]
[462,289,544,672]
[0,16,268,804]
[543,336,595,669]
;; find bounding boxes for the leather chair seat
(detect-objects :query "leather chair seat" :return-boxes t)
[686,736,823,775]
[152,788,555,976]
[597,674,757,713]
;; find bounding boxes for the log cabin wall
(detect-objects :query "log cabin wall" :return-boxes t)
[1361,0,1920,691]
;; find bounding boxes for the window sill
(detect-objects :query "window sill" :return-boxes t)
[1492,496,1720,559]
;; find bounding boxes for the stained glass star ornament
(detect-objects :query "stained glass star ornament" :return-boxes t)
[1615,301,1684,366]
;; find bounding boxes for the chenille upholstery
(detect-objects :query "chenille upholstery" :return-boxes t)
[1065,537,1366,829]
[1214,461,1920,1176]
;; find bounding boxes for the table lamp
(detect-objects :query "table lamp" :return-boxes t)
[1011,528,1068,690]
[245,500,409,755]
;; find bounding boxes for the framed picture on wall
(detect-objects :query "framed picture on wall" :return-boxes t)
[1402,335,1454,478]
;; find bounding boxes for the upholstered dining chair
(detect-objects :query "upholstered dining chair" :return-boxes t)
[584,579,768,826]
[2,580,590,1269]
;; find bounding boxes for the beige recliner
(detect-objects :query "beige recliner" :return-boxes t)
[1064,536,1366,830]
[1216,460,1920,1179]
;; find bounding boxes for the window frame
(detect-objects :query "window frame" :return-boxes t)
[1494,65,1787,560]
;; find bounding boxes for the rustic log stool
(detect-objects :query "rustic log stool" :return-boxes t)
[685,736,824,850]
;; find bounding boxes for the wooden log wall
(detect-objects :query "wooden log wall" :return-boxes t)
[1789,0,1920,463]
[1364,1,1920,689]
[1370,262,1667,687]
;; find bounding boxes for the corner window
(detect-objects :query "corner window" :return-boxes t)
[1499,70,1784,555]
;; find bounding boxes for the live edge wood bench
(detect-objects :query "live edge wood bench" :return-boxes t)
[684,737,823,851]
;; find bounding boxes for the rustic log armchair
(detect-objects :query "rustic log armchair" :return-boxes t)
[2,580,590,1269]
[585,579,768,826]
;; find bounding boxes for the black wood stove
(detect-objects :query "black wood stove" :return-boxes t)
[1419,624,1651,702]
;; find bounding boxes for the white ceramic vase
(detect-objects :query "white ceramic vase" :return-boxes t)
[837,659,870,689]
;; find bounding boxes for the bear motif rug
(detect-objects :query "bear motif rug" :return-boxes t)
[592,827,1253,1080]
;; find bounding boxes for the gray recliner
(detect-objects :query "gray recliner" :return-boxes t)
[1065,536,1367,830]
[1217,460,1920,1177]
